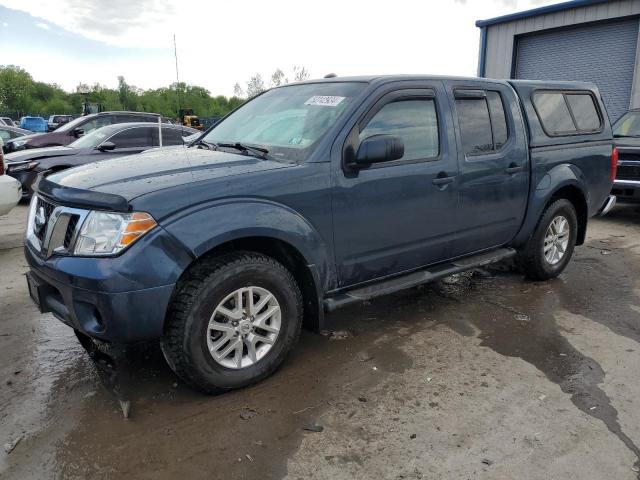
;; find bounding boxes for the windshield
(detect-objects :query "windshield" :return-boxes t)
[68,127,110,149]
[613,111,640,137]
[202,82,366,161]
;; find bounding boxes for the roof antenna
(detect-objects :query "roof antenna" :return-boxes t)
[173,33,185,144]
[324,73,337,78]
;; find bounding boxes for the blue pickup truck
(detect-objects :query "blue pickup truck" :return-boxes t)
[24,76,616,393]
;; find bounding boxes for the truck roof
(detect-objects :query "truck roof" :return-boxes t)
[292,75,598,91]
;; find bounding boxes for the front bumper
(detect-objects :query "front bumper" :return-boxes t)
[24,225,193,343]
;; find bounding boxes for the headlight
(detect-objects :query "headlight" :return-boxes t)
[12,140,26,147]
[8,161,39,172]
[74,211,157,256]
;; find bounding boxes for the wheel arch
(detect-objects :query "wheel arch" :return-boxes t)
[514,164,589,247]
[548,184,588,246]
[170,235,325,332]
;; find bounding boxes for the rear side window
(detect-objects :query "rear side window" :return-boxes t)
[456,99,493,154]
[359,99,439,161]
[455,90,509,155]
[566,94,601,131]
[533,91,602,136]
[487,92,508,149]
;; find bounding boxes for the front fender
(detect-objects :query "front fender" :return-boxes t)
[513,163,588,247]
[162,198,333,290]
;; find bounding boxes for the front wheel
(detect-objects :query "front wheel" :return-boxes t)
[161,252,303,393]
[518,199,578,281]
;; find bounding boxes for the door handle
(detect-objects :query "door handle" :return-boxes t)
[505,163,524,174]
[432,175,455,186]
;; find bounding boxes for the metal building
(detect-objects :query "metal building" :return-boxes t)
[477,0,640,122]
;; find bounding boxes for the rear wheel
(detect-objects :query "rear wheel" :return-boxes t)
[161,252,303,393]
[518,199,578,280]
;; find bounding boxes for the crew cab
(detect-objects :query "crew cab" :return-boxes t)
[23,76,615,393]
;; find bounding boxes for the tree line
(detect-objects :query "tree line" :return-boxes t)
[0,65,311,120]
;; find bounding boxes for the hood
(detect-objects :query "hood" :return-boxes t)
[6,132,43,143]
[6,146,78,163]
[48,146,292,201]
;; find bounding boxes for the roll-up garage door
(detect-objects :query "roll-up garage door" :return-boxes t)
[515,17,639,122]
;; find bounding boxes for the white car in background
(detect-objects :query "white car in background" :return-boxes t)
[0,137,21,216]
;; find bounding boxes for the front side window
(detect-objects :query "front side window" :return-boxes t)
[359,99,439,161]
[203,82,366,162]
[69,128,110,149]
[158,127,185,146]
[533,91,602,136]
[108,127,152,149]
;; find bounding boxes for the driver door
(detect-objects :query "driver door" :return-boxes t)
[331,84,460,288]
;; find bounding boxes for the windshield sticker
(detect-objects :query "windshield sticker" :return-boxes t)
[304,96,346,107]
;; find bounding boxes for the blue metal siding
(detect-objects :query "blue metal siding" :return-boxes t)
[515,17,639,122]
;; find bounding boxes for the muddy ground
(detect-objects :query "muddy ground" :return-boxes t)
[2,203,640,479]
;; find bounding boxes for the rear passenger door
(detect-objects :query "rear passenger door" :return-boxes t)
[332,84,460,287]
[447,81,529,256]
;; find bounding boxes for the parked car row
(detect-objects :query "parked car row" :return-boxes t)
[6,122,198,198]
[5,111,170,152]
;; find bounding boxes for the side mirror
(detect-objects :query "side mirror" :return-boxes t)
[353,135,404,167]
[73,127,84,138]
[98,141,116,152]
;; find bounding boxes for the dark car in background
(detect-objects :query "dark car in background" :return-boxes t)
[6,122,198,198]
[0,125,31,152]
[612,109,640,201]
[5,111,168,152]
[19,116,48,133]
[48,115,74,131]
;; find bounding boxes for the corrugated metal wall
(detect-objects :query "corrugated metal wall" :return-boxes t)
[482,0,640,112]
[515,17,639,122]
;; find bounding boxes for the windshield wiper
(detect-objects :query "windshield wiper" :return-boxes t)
[215,142,270,160]
[191,138,216,149]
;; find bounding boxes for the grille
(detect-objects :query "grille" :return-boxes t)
[63,215,80,249]
[34,197,56,243]
[30,197,86,256]
[617,164,640,181]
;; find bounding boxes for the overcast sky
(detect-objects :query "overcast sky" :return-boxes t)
[0,0,556,97]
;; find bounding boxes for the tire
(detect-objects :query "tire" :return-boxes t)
[161,251,303,394]
[518,199,578,281]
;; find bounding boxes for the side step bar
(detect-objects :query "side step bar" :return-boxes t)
[323,248,516,312]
